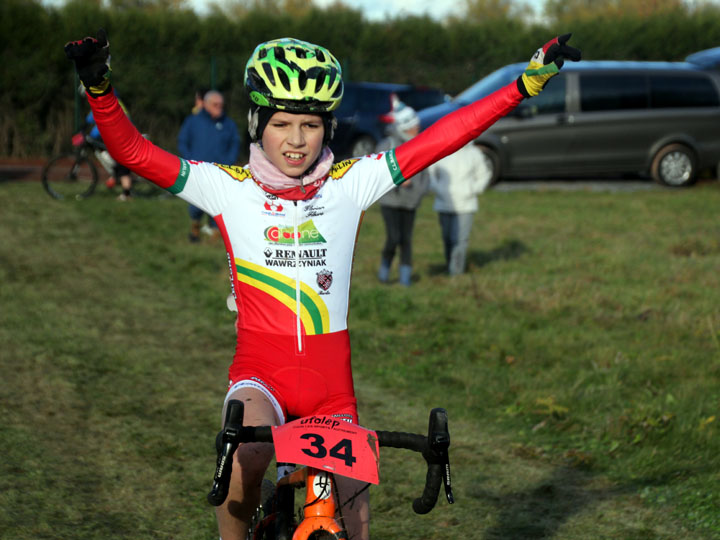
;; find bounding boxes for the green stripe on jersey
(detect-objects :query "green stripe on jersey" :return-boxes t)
[385,149,406,186]
[167,158,190,194]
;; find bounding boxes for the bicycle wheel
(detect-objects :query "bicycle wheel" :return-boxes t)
[42,153,98,200]
[248,479,276,540]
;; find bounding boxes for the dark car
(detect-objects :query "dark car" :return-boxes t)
[330,81,447,159]
[418,61,720,187]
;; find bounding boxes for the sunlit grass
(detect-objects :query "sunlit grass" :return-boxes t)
[1,181,718,538]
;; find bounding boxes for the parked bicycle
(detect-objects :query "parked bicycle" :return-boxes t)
[42,132,160,200]
[208,400,454,540]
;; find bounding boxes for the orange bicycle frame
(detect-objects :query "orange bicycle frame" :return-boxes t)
[277,466,347,540]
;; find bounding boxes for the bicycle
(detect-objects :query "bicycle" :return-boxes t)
[208,400,454,540]
[42,132,160,200]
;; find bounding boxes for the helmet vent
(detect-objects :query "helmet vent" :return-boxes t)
[277,68,291,92]
[298,70,308,91]
[261,63,276,86]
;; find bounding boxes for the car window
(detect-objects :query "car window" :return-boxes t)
[398,89,446,111]
[649,75,720,108]
[517,75,566,115]
[580,74,648,111]
[335,86,396,116]
[357,89,393,113]
[454,64,523,104]
[335,87,357,116]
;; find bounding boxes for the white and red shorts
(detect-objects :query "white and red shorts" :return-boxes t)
[227,329,357,424]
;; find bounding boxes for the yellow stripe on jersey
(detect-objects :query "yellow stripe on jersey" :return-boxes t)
[236,259,330,335]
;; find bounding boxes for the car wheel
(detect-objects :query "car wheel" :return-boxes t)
[651,143,698,187]
[476,144,501,186]
[350,135,376,158]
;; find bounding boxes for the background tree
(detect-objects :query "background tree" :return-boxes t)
[3,0,720,158]
[544,0,685,20]
[461,0,529,21]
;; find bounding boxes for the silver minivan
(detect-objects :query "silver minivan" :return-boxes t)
[418,61,720,187]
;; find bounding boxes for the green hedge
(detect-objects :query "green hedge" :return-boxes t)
[2,0,720,158]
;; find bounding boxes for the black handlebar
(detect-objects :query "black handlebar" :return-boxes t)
[376,408,454,514]
[207,401,454,514]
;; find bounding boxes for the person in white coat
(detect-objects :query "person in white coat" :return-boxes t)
[428,142,492,275]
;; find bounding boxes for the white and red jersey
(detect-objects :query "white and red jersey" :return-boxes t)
[174,155,396,348]
[86,82,521,347]
[85,82,523,419]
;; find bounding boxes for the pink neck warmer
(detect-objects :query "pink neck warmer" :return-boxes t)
[249,143,334,191]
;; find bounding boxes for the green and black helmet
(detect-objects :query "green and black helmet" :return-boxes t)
[244,38,343,113]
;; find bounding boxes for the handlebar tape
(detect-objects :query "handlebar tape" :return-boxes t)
[376,407,453,515]
[413,463,444,514]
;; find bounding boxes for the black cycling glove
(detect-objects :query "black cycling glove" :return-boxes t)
[64,28,112,96]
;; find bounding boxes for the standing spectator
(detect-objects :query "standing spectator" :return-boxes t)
[376,96,428,286]
[192,86,209,115]
[428,142,492,276]
[178,90,241,242]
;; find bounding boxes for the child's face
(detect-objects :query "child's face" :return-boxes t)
[262,111,325,178]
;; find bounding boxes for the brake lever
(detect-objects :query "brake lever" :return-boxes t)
[442,457,454,504]
[207,400,246,506]
[428,408,454,505]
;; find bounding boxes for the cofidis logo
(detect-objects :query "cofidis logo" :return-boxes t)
[264,220,327,245]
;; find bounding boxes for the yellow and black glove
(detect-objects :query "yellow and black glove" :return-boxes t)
[64,28,112,97]
[517,33,581,98]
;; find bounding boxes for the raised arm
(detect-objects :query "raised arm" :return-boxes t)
[393,34,581,182]
[64,29,183,189]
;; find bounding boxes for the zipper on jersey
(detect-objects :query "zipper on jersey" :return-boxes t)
[293,201,303,352]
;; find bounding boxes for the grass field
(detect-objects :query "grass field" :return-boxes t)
[1,179,719,539]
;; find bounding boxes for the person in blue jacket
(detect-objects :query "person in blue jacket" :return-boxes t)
[178,90,241,242]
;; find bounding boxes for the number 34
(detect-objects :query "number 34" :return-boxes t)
[300,433,357,468]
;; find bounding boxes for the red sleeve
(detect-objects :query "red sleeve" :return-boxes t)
[394,82,523,181]
[86,90,182,189]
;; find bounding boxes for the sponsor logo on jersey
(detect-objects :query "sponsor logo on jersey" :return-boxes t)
[329,158,359,180]
[316,269,333,293]
[263,248,328,268]
[216,163,252,182]
[264,220,327,245]
[263,196,285,216]
[304,203,325,218]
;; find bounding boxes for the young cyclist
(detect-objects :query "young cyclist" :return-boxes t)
[64,30,580,540]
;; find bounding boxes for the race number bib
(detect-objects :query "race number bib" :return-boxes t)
[272,416,380,484]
